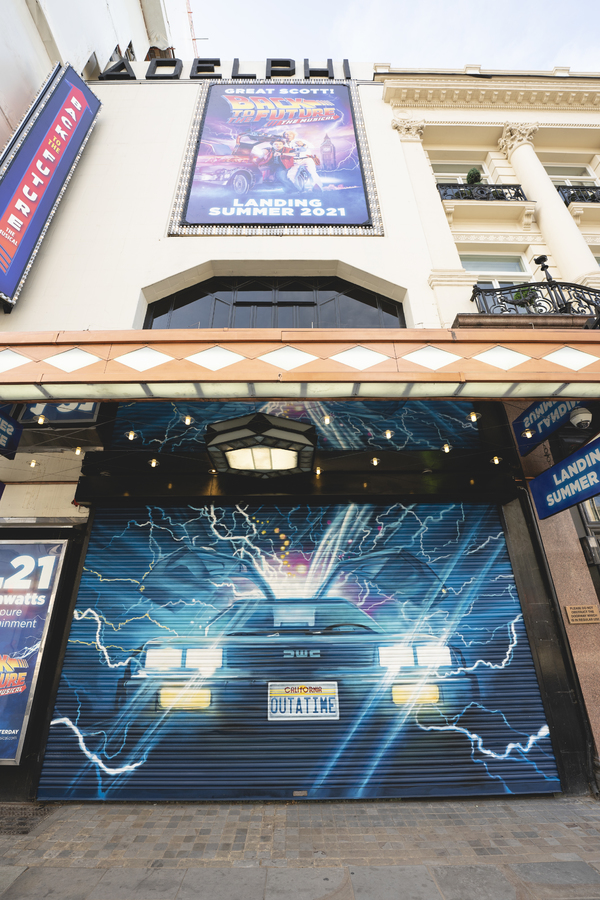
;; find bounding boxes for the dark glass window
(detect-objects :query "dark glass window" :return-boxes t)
[144,278,405,330]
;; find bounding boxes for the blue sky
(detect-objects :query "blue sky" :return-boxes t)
[190,0,598,73]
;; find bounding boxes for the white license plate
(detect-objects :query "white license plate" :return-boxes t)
[268,682,339,722]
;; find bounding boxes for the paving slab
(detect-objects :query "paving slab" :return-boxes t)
[509,860,600,898]
[0,868,26,893]
[0,865,104,899]
[511,861,600,885]
[87,867,185,899]
[349,865,443,899]
[265,867,353,900]
[428,864,517,900]
[177,867,266,900]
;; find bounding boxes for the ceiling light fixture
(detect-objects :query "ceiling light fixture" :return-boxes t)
[371,457,380,466]
[149,458,159,468]
[441,442,452,453]
[75,447,81,455]
[490,455,502,465]
[183,415,193,426]
[205,413,316,479]
[37,415,46,425]
[521,428,534,439]
[30,459,37,467]
[322,415,331,425]
[126,430,137,441]
[315,467,321,476]
[467,411,481,423]
[385,429,393,439]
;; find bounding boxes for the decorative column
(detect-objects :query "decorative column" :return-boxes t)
[392,113,475,327]
[499,124,600,287]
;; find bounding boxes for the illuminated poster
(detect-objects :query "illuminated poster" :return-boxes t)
[38,504,559,800]
[0,541,66,763]
[184,84,371,226]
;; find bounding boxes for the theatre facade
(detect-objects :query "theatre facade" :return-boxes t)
[0,58,599,801]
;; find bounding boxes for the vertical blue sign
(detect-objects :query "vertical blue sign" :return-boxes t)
[0,541,66,763]
[0,65,100,309]
[530,435,600,519]
[512,400,581,456]
[0,410,22,460]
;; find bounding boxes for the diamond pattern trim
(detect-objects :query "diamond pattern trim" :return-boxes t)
[258,347,318,371]
[330,346,390,370]
[186,347,245,371]
[114,347,174,372]
[43,348,102,373]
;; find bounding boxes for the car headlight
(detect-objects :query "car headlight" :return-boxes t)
[416,645,451,667]
[186,648,222,676]
[159,687,211,709]
[379,645,414,668]
[145,648,182,670]
[392,683,440,705]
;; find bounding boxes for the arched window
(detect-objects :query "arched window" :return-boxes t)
[144,277,405,329]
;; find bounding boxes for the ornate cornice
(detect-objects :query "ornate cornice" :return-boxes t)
[498,122,539,158]
[451,232,545,244]
[384,77,600,111]
[391,116,425,140]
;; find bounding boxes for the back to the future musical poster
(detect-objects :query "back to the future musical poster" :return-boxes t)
[184,83,371,226]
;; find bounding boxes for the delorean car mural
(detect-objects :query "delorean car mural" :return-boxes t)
[38,502,560,800]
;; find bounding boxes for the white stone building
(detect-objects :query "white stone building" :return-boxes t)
[0,57,600,802]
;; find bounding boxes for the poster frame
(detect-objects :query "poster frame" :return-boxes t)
[168,80,384,237]
[0,539,67,765]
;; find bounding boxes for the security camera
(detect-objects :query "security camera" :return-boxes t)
[570,407,592,429]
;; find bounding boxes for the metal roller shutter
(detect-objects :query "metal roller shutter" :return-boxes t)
[38,502,560,800]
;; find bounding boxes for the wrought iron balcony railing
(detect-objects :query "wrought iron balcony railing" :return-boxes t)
[470,281,600,317]
[437,183,528,201]
[557,185,600,205]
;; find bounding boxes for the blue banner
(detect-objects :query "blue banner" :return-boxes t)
[0,66,100,305]
[0,410,22,460]
[530,435,600,518]
[0,541,66,763]
[512,400,581,456]
[18,402,98,425]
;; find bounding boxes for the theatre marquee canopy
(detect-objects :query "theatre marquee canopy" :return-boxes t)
[0,328,599,402]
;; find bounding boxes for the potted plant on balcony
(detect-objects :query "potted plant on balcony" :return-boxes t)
[466,168,482,185]
[511,286,539,309]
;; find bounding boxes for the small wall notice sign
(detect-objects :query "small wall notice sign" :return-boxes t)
[565,605,600,624]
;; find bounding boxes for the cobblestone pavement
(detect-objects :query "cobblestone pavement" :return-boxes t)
[0,797,600,897]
